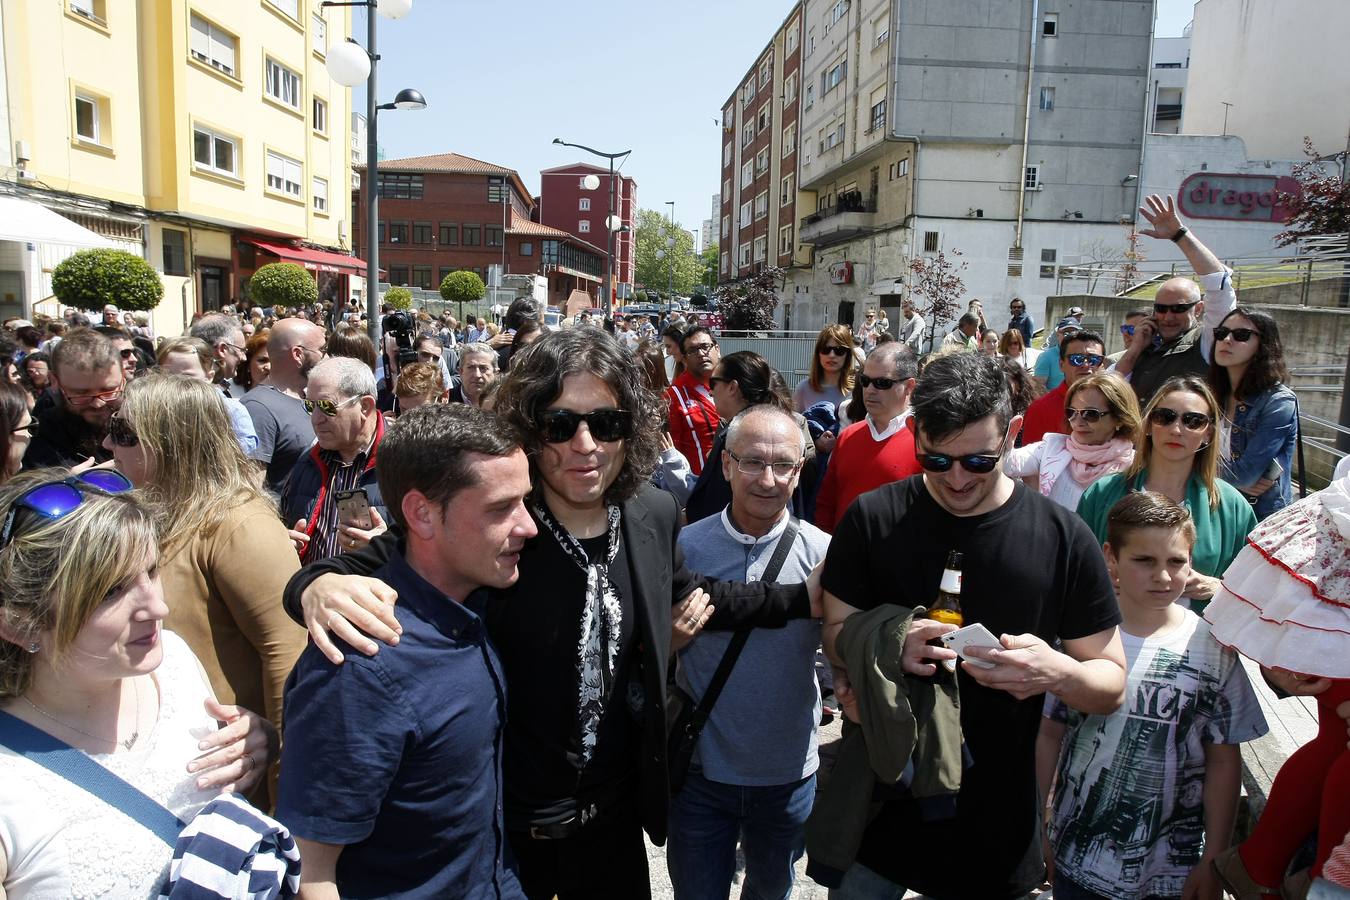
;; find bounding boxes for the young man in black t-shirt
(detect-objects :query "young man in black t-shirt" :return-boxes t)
[821,353,1126,900]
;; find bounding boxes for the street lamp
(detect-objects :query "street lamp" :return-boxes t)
[664,201,677,315]
[553,138,631,314]
[323,0,426,346]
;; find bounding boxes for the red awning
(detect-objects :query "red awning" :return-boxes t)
[245,238,370,275]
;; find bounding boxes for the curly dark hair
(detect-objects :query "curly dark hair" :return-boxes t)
[1208,306,1289,408]
[494,326,664,505]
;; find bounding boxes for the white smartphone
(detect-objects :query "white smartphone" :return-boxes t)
[939,622,1001,670]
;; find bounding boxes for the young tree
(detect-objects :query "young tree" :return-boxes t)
[51,248,164,312]
[248,262,318,309]
[633,209,702,296]
[1276,138,1350,248]
[439,270,486,321]
[909,248,968,351]
[716,265,783,331]
[384,286,413,311]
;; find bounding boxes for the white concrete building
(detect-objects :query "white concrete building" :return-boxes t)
[1151,32,1190,134]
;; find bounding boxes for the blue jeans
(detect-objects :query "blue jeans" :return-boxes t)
[666,770,816,900]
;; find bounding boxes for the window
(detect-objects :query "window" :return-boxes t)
[389,265,409,286]
[722,178,732,200]
[162,229,188,276]
[1024,165,1041,189]
[783,73,797,105]
[487,175,508,203]
[69,0,106,23]
[720,250,729,274]
[741,160,754,188]
[781,173,795,205]
[386,221,409,244]
[312,11,327,51]
[757,102,770,132]
[1040,248,1057,279]
[462,225,481,246]
[742,121,755,147]
[265,150,303,199]
[745,77,756,102]
[823,60,847,93]
[1039,87,1054,111]
[722,213,730,234]
[889,158,910,180]
[786,23,798,54]
[778,224,794,255]
[438,267,452,284]
[577,176,591,189]
[869,99,887,132]
[312,176,329,213]
[486,226,503,247]
[412,222,432,244]
[312,96,328,134]
[723,142,732,167]
[376,172,423,199]
[739,242,752,267]
[805,84,814,109]
[264,57,301,110]
[1043,13,1058,36]
[189,14,237,76]
[827,0,849,28]
[753,235,768,262]
[413,266,434,290]
[268,0,298,19]
[579,198,591,211]
[754,191,769,219]
[821,122,845,152]
[807,31,815,56]
[760,60,772,88]
[756,148,769,174]
[578,220,591,233]
[923,231,940,253]
[875,19,889,45]
[782,123,797,156]
[377,221,385,244]
[74,94,100,143]
[739,201,752,228]
[520,242,534,257]
[439,223,458,245]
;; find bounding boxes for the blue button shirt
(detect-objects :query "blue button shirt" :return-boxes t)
[278,551,521,899]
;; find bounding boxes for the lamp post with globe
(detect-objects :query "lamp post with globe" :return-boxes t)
[553,139,631,314]
[322,0,426,346]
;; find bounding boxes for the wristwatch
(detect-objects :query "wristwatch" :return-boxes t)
[1170,226,1189,243]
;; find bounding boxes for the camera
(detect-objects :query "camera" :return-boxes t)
[382,311,418,367]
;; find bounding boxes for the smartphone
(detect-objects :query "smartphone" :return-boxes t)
[334,488,373,530]
[939,622,1001,670]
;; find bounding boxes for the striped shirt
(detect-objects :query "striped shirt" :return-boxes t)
[305,437,375,564]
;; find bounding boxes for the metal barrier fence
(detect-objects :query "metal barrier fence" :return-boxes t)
[715,331,822,388]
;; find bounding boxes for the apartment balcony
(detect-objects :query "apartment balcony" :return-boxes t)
[799,194,877,247]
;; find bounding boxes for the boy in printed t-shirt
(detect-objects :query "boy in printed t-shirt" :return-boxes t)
[1035,491,1268,900]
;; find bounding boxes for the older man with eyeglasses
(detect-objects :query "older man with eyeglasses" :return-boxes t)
[281,356,388,564]
[23,328,122,469]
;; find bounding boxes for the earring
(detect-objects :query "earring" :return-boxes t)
[1196,441,1211,451]
[25,642,39,654]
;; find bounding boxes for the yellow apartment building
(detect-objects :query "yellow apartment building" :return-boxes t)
[0,0,358,337]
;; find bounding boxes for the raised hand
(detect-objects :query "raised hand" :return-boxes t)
[1138,194,1184,240]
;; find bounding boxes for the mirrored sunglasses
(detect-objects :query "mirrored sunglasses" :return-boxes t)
[1,470,134,549]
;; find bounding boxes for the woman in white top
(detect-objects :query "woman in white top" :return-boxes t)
[998,327,1040,371]
[0,470,276,899]
[1004,372,1142,510]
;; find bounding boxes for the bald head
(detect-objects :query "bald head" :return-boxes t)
[267,317,327,385]
[1152,277,1203,341]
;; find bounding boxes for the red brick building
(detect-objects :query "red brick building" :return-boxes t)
[538,163,637,306]
[352,152,606,309]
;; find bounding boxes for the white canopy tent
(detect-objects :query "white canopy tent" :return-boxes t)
[0,196,114,247]
[0,196,116,318]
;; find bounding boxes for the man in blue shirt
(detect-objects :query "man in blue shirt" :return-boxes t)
[277,404,535,899]
[1007,297,1034,346]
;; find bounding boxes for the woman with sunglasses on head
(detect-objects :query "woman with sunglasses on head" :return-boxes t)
[1003,373,1141,511]
[1209,308,1297,521]
[0,469,277,898]
[1077,375,1257,612]
[102,374,305,805]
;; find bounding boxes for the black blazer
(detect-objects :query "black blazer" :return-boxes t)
[281,484,809,844]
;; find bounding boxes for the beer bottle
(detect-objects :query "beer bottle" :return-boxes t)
[927,551,965,627]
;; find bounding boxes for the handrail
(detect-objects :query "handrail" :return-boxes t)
[1298,410,1350,439]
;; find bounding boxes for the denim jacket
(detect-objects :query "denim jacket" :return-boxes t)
[1222,383,1297,520]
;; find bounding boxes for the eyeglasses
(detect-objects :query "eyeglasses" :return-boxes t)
[1149,407,1212,432]
[61,380,125,408]
[303,395,363,417]
[298,344,326,357]
[1066,407,1111,423]
[1154,302,1196,315]
[685,342,717,356]
[0,470,134,549]
[225,343,247,354]
[858,374,900,390]
[11,419,38,436]
[1214,326,1257,343]
[916,433,1008,475]
[727,449,803,481]
[537,408,631,443]
[820,346,851,357]
[417,350,442,362]
[119,348,137,360]
[108,415,139,447]
[1066,353,1105,368]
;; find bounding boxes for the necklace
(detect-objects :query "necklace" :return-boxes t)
[23,679,141,751]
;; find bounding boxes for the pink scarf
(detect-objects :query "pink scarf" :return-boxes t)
[1065,434,1135,486]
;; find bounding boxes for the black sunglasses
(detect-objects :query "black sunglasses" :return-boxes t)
[916,433,1008,474]
[1149,407,1211,432]
[1066,407,1110,423]
[108,415,139,447]
[537,409,632,443]
[1154,302,1196,315]
[820,346,851,357]
[1214,326,1257,343]
[858,374,899,390]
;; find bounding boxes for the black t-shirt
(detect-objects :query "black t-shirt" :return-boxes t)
[486,523,638,827]
[821,476,1119,899]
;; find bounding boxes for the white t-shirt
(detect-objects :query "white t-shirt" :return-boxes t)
[0,632,218,899]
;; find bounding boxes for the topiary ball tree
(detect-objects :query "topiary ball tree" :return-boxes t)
[439,270,486,305]
[249,262,318,310]
[51,248,164,312]
[384,286,413,311]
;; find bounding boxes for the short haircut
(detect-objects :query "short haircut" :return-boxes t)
[459,342,495,370]
[1058,328,1105,361]
[503,297,541,331]
[725,404,805,457]
[867,341,918,382]
[910,353,1012,444]
[681,325,715,353]
[394,361,445,399]
[413,332,441,350]
[376,403,524,531]
[308,355,377,399]
[50,328,117,378]
[155,336,215,376]
[189,314,241,348]
[1126,307,1151,321]
[1105,490,1196,552]
[326,324,378,372]
[958,313,980,329]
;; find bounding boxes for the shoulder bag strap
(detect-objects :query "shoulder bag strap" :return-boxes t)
[692,517,802,722]
[0,710,184,846]
[1293,392,1308,499]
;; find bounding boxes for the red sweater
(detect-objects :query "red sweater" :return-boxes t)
[1021,382,1069,445]
[814,418,921,533]
[666,372,720,476]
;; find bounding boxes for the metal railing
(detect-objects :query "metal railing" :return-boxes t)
[800,197,878,231]
[715,330,824,387]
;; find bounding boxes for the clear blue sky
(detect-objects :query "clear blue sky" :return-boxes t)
[362,0,1195,243]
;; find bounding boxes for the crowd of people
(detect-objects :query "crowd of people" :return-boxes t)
[0,194,1347,900]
